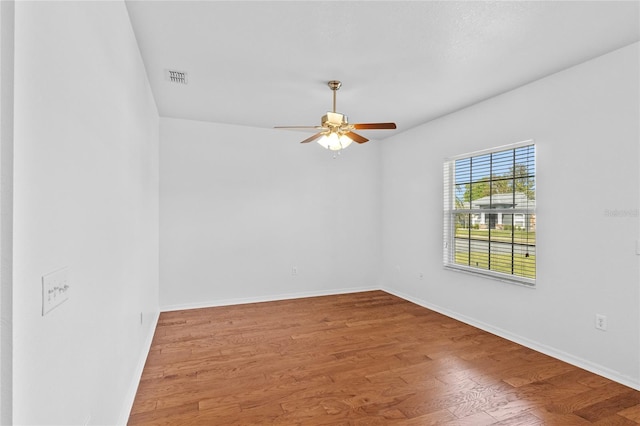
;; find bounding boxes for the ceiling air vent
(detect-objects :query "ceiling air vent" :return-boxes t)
[165,69,188,85]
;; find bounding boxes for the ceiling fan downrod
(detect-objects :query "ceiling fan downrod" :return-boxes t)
[328,80,341,113]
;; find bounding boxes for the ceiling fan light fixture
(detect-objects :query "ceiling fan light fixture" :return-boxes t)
[317,131,352,151]
[339,134,353,149]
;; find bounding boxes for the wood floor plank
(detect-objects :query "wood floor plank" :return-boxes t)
[490,411,544,425]
[128,291,640,425]
[546,381,634,415]
[527,406,593,425]
[592,414,640,425]
[573,391,640,422]
[445,410,498,425]
[619,404,640,422]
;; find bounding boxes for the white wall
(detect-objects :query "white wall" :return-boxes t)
[13,2,159,425]
[0,1,15,423]
[381,43,640,388]
[160,118,381,310]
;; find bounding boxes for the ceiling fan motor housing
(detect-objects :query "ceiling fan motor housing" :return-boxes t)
[322,112,349,128]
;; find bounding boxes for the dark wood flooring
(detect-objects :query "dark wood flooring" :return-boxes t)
[128,291,640,425]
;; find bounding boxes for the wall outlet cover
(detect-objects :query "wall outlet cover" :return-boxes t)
[595,314,607,331]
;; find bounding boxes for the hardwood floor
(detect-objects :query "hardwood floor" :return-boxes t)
[128,291,640,425]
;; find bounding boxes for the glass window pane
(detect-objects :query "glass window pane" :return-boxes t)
[455,184,467,208]
[489,242,512,274]
[514,244,535,279]
[471,154,491,182]
[455,157,471,184]
[491,149,513,176]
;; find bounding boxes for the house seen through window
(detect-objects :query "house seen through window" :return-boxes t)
[444,142,536,285]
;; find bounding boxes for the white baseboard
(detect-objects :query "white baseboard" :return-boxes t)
[117,310,161,425]
[382,286,640,391]
[160,286,379,312]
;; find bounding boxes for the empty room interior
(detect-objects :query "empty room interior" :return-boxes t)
[1,1,640,425]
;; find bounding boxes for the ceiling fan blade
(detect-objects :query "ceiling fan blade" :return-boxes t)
[353,122,397,130]
[274,125,323,130]
[300,132,325,144]
[346,131,369,144]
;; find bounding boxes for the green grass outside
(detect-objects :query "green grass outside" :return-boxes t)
[455,228,536,245]
[455,251,536,279]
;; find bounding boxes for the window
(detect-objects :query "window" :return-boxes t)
[444,142,536,286]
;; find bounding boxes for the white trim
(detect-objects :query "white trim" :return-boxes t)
[444,138,534,161]
[454,208,534,215]
[160,286,379,312]
[444,264,536,288]
[444,142,536,286]
[117,310,161,426]
[382,286,640,391]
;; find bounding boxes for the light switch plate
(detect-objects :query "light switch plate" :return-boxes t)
[42,267,70,315]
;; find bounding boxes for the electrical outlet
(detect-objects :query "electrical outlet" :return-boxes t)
[291,266,298,276]
[419,272,424,280]
[42,267,70,316]
[595,314,607,331]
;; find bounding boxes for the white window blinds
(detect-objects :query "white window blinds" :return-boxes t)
[444,142,536,285]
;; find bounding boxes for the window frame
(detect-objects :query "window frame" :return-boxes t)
[443,140,536,287]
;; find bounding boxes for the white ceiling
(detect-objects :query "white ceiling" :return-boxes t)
[125,1,640,140]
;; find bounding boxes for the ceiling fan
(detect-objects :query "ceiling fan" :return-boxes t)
[275,80,396,151]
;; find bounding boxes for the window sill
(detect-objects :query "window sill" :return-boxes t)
[444,264,536,288]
